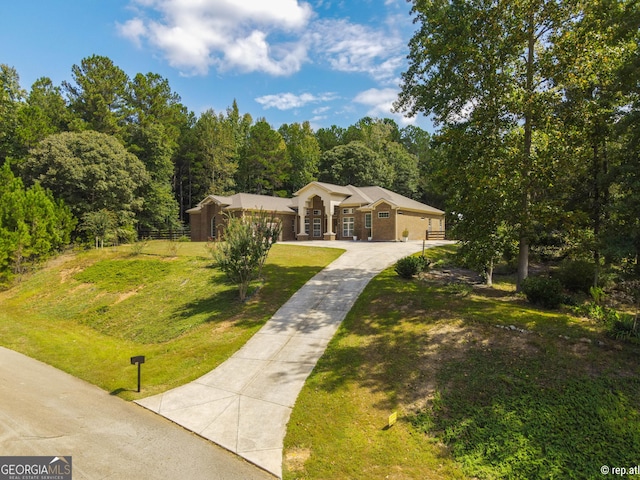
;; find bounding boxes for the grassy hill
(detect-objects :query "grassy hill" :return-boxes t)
[0,241,343,400]
[284,245,640,479]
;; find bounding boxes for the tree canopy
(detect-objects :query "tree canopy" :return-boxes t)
[20,131,148,238]
[396,0,640,288]
[0,162,75,283]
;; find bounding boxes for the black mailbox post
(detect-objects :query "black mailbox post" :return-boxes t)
[130,356,145,392]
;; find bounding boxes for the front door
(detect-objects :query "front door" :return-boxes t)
[342,217,354,238]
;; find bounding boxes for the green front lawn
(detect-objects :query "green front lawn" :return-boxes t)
[0,241,343,400]
[284,246,640,479]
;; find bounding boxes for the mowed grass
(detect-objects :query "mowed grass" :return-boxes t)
[0,241,342,400]
[283,245,640,479]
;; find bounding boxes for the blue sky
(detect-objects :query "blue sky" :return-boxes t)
[2,0,432,131]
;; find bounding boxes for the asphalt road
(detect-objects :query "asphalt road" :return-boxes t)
[0,347,274,480]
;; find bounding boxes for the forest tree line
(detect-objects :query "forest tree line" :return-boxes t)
[0,54,433,280]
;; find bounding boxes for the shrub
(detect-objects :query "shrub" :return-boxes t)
[521,276,564,309]
[607,315,639,341]
[556,259,596,293]
[395,255,430,279]
[213,210,282,301]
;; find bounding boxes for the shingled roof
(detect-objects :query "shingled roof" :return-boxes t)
[186,193,295,215]
[187,182,443,216]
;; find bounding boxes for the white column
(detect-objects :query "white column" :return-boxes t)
[297,207,306,236]
[325,205,334,235]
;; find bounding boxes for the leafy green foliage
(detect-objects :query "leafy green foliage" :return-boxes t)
[0,162,75,283]
[520,276,564,309]
[80,209,119,248]
[555,259,596,293]
[394,254,430,279]
[607,315,640,341]
[394,0,640,291]
[413,354,640,479]
[237,120,289,195]
[0,64,25,162]
[319,141,391,187]
[212,211,283,301]
[63,55,128,135]
[21,131,148,236]
[279,121,320,194]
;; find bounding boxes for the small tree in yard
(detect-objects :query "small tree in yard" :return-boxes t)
[213,210,282,301]
[80,209,117,248]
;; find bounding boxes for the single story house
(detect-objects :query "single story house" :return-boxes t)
[187,181,445,242]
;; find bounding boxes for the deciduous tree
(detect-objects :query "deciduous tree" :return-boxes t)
[396,0,579,289]
[21,131,147,238]
[319,141,392,187]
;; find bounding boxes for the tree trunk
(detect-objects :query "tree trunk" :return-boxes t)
[517,9,535,292]
[592,136,601,288]
[517,235,529,291]
[486,258,494,287]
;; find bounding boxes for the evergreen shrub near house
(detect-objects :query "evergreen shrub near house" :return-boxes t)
[521,276,564,309]
[395,255,430,279]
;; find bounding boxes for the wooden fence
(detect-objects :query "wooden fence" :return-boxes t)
[426,230,446,240]
[137,227,190,241]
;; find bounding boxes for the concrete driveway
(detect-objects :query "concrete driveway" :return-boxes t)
[0,347,274,480]
[137,240,452,478]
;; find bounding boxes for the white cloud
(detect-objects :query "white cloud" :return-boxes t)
[116,18,147,47]
[120,0,314,75]
[354,87,415,124]
[309,19,405,83]
[255,92,338,110]
[120,0,408,82]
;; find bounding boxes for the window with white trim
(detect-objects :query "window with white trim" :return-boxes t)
[313,209,321,216]
[304,218,310,234]
[342,208,354,214]
[313,218,321,237]
[378,211,390,218]
[365,213,372,229]
[342,217,354,237]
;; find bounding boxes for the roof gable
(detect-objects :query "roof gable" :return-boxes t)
[188,183,444,217]
[294,181,352,197]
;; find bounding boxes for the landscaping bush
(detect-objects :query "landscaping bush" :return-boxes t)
[555,259,596,293]
[521,276,564,309]
[395,255,430,279]
[607,314,640,342]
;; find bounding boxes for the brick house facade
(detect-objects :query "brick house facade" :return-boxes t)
[187,182,445,242]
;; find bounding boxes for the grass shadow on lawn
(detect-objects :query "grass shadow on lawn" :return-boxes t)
[172,262,334,330]
[285,254,640,479]
[0,242,344,401]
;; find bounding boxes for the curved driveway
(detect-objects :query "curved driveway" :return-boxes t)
[137,240,452,478]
